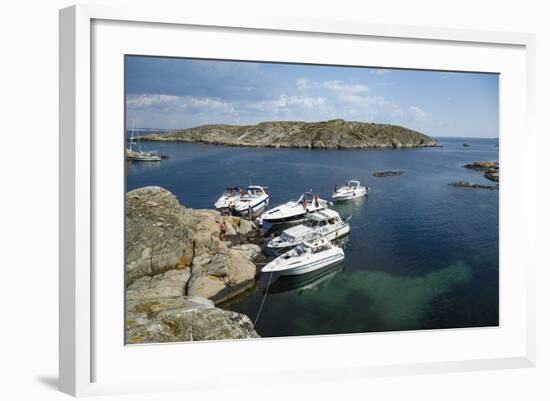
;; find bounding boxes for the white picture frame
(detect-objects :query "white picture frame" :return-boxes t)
[59,3,536,397]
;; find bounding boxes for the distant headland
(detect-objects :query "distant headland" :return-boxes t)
[136,119,437,149]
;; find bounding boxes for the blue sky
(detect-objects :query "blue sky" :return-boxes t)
[125,56,499,138]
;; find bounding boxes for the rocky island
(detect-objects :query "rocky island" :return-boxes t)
[137,119,437,149]
[125,186,263,344]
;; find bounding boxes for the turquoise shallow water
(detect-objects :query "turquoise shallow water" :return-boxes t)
[126,136,499,336]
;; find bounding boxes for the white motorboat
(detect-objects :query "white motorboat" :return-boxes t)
[267,209,350,250]
[261,236,344,276]
[231,185,270,216]
[331,180,368,201]
[214,186,243,213]
[126,119,162,162]
[260,192,329,225]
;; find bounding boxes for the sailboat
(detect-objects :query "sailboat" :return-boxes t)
[126,119,162,162]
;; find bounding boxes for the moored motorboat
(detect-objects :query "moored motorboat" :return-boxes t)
[261,236,344,276]
[267,209,350,250]
[214,186,243,213]
[331,180,368,201]
[231,185,270,216]
[260,192,329,225]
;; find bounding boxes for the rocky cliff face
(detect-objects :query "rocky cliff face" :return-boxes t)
[138,119,436,149]
[125,186,262,342]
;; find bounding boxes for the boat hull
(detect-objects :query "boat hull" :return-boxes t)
[232,197,269,216]
[279,253,345,276]
[331,188,367,201]
[261,212,308,225]
[127,155,162,162]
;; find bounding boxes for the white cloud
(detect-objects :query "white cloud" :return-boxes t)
[391,106,431,121]
[296,78,310,91]
[297,78,369,95]
[319,80,370,94]
[126,94,180,108]
[247,94,327,114]
[371,69,390,75]
[276,94,326,109]
[186,97,236,113]
[126,88,431,130]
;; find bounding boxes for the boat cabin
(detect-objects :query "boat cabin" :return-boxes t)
[305,210,342,227]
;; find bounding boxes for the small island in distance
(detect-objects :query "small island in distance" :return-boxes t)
[137,119,437,149]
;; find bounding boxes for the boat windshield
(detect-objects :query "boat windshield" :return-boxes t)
[246,187,264,196]
[224,187,240,195]
[296,192,314,203]
[280,232,294,242]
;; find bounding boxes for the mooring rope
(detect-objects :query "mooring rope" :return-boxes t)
[253,271,274,328]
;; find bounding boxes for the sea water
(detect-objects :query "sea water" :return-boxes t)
[126,135,499,336]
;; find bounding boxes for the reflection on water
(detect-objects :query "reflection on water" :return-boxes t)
[126,160,162,174]
[263,262,344,295]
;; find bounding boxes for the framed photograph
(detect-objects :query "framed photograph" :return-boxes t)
[60,4,536,396]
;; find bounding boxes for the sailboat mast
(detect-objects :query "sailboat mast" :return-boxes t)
[134,118,144,153]
[129,118,136,152]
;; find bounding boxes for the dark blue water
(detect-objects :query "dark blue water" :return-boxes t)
[126,136,499,336]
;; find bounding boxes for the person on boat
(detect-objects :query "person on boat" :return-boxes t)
[314,194,319,208]
[302,197,308,209]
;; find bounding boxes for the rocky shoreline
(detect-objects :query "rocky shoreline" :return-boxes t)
[125,186,263,343]
[448,161,500,190]
[463,161,499,182]
[137,119,437,149]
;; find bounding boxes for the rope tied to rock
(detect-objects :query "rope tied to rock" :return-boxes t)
[253,271,273,328]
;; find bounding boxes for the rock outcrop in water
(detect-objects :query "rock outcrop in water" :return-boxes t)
[448,161,500,191]
[125,186,262,343]
[463,161,499,182]
[449,181,498,190]
[373,171,405,177]
[138,119,437,149]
